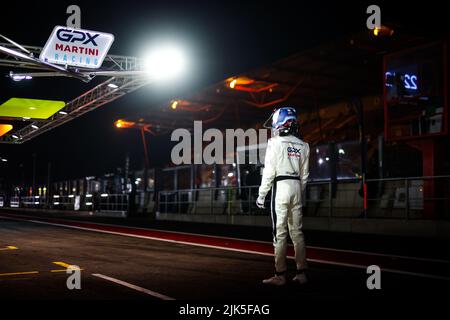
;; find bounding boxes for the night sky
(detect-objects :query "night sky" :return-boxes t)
[0,1,448,186]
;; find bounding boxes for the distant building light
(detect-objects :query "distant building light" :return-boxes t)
[338,148,345,155]
[318,158,324,165]
[325,157,330,161]
[1,158,7,162]
[86,202,93,206]
[68,194,75,198]
[53,195,60,198]
[12,75,32,81]
[107,83,119,89]
[31,125,39,130]
[316,148,319,154]
[34,195,39,199]
[54,202,60,205]
[227,172,234,177]
[101,193,108,197]
[86,194,93,198]
[34,201,39,205]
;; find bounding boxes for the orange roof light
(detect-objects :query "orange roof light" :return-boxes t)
[114,119,135,129]
[171,100,179,110]
[227,76,254,89]
[0,124,13,137]
[373,25,394,37]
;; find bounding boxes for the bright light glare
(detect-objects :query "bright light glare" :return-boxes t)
[144,45,188,81]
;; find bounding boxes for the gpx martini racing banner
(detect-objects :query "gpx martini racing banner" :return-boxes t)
[40,26,114,69]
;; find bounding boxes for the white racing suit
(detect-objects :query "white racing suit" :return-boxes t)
[258,134,310,273]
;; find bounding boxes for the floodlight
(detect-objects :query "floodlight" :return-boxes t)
[144,44,188,81]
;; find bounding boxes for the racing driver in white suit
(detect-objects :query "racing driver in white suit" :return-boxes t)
[256,107,310,286]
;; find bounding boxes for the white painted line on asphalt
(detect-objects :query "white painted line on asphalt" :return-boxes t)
[3,212,449,265]
[64,219,450,264]
[306,258,450,282]
[2,216,277,259]
[92,273,175,300]
[307,245,450,265]
[2,214,450,282]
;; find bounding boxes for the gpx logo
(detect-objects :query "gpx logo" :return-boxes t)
[40,25,114,69]
[287,146,301,158]
[287,147,301,154]
[56,28,99,46]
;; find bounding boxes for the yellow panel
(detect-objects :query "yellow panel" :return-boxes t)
[0,124,13,137]
[0,98,66,119]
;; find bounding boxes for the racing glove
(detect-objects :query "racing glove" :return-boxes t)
[256,196,266,209]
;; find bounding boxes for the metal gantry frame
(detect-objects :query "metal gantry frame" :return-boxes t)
[0,42,151,144]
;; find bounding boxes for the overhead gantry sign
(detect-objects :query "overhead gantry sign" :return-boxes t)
[0,28,150,144]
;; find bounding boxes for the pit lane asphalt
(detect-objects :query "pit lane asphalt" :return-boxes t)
[1,215,447,301]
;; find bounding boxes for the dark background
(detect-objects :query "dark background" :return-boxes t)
[0,0,448,185]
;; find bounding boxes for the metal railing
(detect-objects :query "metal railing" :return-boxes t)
[98,194,129,212]
[3,176,449,220]
[157,176,450,220]
[6,194,129,213]
[364,175,450,220]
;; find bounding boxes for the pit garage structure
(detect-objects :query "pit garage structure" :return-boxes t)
[116,28,449,219]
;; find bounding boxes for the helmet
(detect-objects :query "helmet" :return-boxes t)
[271,107,298,136]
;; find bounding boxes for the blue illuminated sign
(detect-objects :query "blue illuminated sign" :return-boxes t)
[385,71,418,91]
